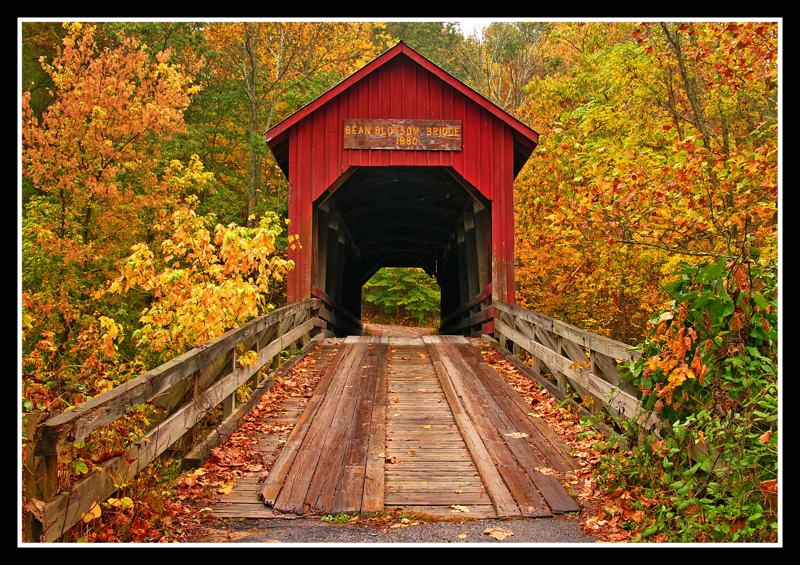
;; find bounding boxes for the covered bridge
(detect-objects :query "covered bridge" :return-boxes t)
[265,42,539,336]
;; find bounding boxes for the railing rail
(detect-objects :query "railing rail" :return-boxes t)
[23,299,318,543]
[492,300,650,426]
[439,284,493,336]
[311,285,362,337]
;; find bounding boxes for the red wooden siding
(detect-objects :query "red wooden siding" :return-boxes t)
[268,43,537,312]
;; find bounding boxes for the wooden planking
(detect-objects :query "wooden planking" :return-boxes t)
[383,338,494,518]
[424,336,581,515]
[260,340,353,506]
[424,336,525,518]
[272,337,372,514]
[362,336,389,512]
[212,345,342,520]
[450,335,579,513]
[226,336,583,520]
[456,339,579,474]
[445,335,577,513]
[262,337,389,516]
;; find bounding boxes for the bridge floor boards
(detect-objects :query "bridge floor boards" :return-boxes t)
[383,338,495,518]
[214,335,580,520]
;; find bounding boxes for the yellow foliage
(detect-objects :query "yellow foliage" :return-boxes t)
[109,199,293,357]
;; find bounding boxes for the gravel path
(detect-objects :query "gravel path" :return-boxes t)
[213,515,598,545]
[362,323,436,338]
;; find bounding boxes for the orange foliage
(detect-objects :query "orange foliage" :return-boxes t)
[21,23,203,410]
[512,21,778,344]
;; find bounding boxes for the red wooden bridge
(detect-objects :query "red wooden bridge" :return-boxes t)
[24,43,646,542]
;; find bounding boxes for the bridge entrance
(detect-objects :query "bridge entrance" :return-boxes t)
[265,42,538,336]
[315,166,489,334]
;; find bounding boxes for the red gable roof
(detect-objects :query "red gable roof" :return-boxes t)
[265,41,538,162]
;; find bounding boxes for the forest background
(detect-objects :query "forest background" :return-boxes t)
[20,19,780,543]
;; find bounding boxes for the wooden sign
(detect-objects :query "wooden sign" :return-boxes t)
[343,119,462,151]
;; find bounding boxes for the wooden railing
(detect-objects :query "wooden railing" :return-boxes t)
[23,299,318,543]
[311,285,362,337]
[491,300,653,429]
[439,284,493,336]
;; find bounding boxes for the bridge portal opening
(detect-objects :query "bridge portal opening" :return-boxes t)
[361,267,441,329]
[313,166,491,336]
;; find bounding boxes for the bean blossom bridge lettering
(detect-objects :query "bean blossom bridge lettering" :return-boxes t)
[24,43,647,541]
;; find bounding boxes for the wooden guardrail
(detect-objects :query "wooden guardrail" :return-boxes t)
[23,299,318,543]
[439,284,493,336]
[491,300,654,429]
[311,285,362,337]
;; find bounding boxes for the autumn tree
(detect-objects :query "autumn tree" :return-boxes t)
[382,21,466,78]
[202,22,383,225]
[105,195,295,363]
[509,22,780,541]
[457,21,557,115]
[21,22,204,410]
[513,21,777,342]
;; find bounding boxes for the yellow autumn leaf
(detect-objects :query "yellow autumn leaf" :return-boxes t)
[218,481,235,495]
[82,501,102,522]
[107,496,134,509]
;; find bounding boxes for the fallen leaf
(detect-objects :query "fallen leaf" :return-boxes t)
[450,505,470,513]
[504,432,529,439]
[217,481,235,495]
[82,502,102,523]
[484,526,514,540]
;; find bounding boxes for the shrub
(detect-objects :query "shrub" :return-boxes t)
[601,245,778,542]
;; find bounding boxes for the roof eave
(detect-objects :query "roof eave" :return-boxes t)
[265,42,539,150]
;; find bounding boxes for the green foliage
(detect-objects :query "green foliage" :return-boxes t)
[601,245,778,542]
[362,268,441,327]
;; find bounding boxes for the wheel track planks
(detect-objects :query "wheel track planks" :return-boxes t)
[422,336,522,518]
[273,337,372,514]
[259,339,353,507]
[424,336,580,516]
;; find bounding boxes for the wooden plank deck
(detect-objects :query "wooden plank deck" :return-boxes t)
[383,337,496,518]
[213,335,581,520]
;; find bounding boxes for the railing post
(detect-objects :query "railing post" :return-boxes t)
[23,413,58,542]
